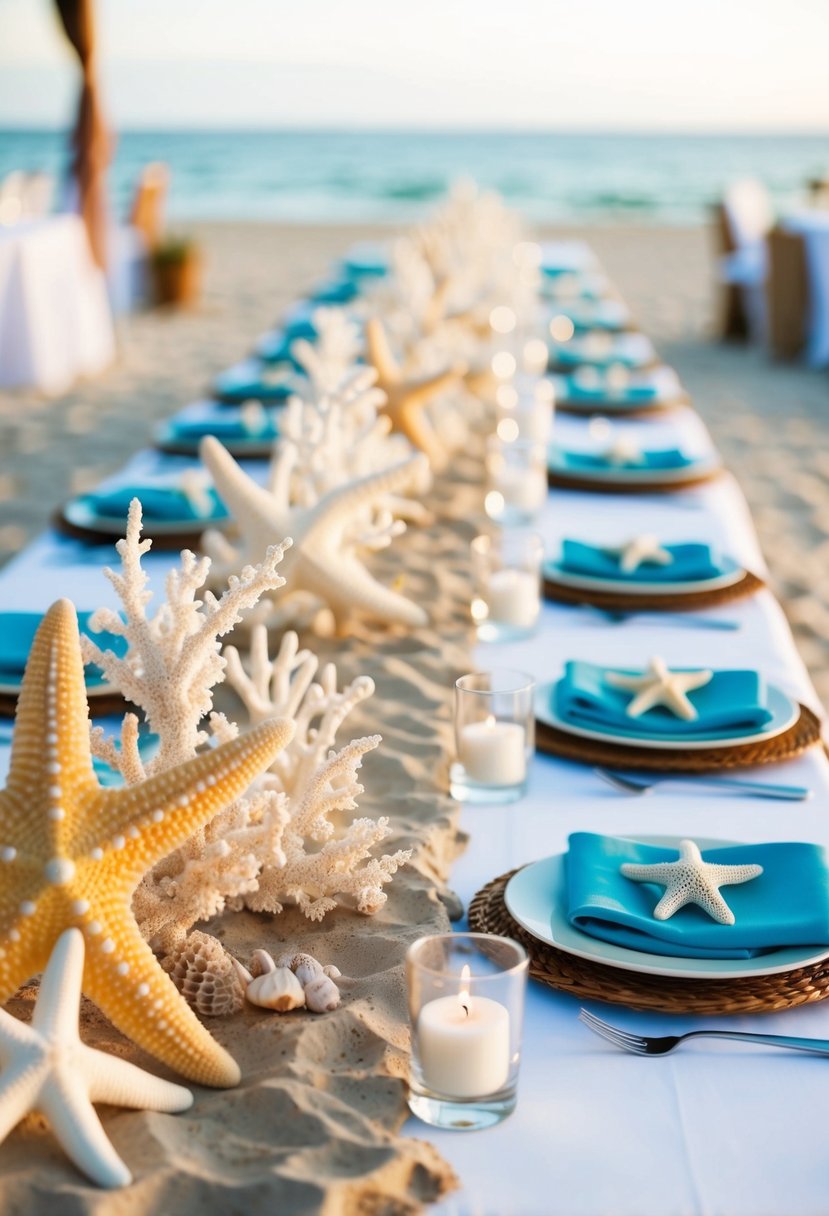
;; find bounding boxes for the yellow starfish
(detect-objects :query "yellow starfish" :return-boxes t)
[363,316,465,470]
[0,600,293,1088]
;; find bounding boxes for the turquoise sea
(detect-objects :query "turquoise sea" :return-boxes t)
[1,128,827,226]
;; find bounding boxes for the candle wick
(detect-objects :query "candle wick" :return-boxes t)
[461,1001,469,1018]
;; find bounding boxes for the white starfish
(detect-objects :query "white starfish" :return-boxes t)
[621,839,763,925]
[0,929,192,1189]
[605,656,712,720]
[200,435,430,632]
[603,436,645,467]
[611,535,673,574]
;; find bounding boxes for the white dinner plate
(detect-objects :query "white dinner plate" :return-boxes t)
[542,553,745,596]
[504,839,829,980]
[536,679,798,750]
[63,496,227,538]
[547,450,721,485]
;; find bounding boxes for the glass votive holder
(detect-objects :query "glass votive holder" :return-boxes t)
[485,436,548,526]
[451,669,535,803]
[495,376,555,447]
[470,531,543,642]
[407,933,528,1131]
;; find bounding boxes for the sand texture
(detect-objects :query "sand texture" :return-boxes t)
[0,462,487,1212]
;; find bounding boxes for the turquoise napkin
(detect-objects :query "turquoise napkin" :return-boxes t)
[0,611,126,686]
[565,832,829,959]
[168,404,280,443]
[339,246,388,279]
[308,278,359,305]
[256,331,304,368]
[557,447,693,471]
[555,374,658,400]
[282,303,318,342]
[214,364,297,403]
[558,540,722,583]
[84,486,228,524]
[554,660,773,738]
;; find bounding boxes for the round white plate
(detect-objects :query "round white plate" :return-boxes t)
[548,451,720,485]
[63,496,227,538]
[0,676,113,698]
[504,839,829,980]
[536,679,798,750]
[542,553,745,596]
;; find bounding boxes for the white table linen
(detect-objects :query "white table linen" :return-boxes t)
[0,215,115,395]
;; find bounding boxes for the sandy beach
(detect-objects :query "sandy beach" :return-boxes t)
[0,220,826,706]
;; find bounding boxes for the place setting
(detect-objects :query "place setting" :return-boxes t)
[547,418,721,492]
[550,363,689,415]
[547,329,658,376]
[154,398,282,458]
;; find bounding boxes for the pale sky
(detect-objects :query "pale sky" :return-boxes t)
[1,0,828,131]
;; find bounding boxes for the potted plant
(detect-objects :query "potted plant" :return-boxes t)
[151,236,202,307]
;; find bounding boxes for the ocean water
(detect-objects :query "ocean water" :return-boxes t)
[1,128,827,226]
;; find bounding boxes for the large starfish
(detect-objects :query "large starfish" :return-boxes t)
[0,928,192,1188]
[363,317,465,469]
[621,839,763,926]
[0,600,293,1088]
[605,656,712,721]
[200,435,429,632]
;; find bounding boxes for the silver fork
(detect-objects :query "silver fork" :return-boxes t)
[580,605,740,631]
[579,1008,829,1057]
[594,766,812,802]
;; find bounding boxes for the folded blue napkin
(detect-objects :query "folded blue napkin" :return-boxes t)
[84,486,228,524]
[554,660,773,738]
[555,374,659,400]
[256,330,305,368]
[557,447,693,472]
[339,246,388,279]
[281,303,319,343]
[0,611,127,685]
[565,832,829,959]
[308,278,359,305]
[556,305,628,333]
[214,364,297,403]
[558,540,722,583]
[168,405,280,443]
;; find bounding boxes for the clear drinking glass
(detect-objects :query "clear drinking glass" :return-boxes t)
[407,933,528,1131]
[495,375,555,447]
[485,436,548,526]
[470,531,543,642]
[451,669,535,803]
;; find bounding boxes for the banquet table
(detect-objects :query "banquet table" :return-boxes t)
[0,214,115,395]
[0,236,827,1216]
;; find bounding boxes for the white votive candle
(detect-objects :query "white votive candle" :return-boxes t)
[486,568,540,629]
[493,467,547,515]
[458,717,526,786]
[418,989,510,1099]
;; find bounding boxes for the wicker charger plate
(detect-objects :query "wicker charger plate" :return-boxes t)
[554,394,688,418]
[53,507,216,553]
[535,702,821,771]
[546,464,718,493]
[543,568,764,612]
[0,687,132,720]
[468,868,829,1014]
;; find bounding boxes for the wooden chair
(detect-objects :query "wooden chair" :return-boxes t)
[766,226,809,360]
[713,179,773,342]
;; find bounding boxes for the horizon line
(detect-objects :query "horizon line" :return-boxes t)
[2,123,829,139]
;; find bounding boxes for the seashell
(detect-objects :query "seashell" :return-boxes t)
[246,966,306,1012]
[230,956,253,987]
[163,930,245,1017]
[276,950,323,986]
[304,973,341,1013]
[249,948,276,978]
[322,964,341,979]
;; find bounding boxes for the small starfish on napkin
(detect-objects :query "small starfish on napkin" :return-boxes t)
[605,655,712,720]
[602,436,645,467]
[611,535,673,574]
[621,839,763,925]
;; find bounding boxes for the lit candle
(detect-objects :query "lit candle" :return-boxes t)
[486,569,540,629]
[458,716,526,786]
[417,966,511,1099]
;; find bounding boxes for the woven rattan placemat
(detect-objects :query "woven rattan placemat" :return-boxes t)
[553,391,689,418]
[53,507,211,552]
[0,687,131,720]
[535,703,821,771]
[543,569,764,612]
[469,868,829,1014]
[546,466,719,493]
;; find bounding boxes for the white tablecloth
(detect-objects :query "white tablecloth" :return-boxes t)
[0,215,115,395]
[0,404,826,1215]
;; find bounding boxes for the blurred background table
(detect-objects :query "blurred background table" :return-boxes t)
[0,213,114,395]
